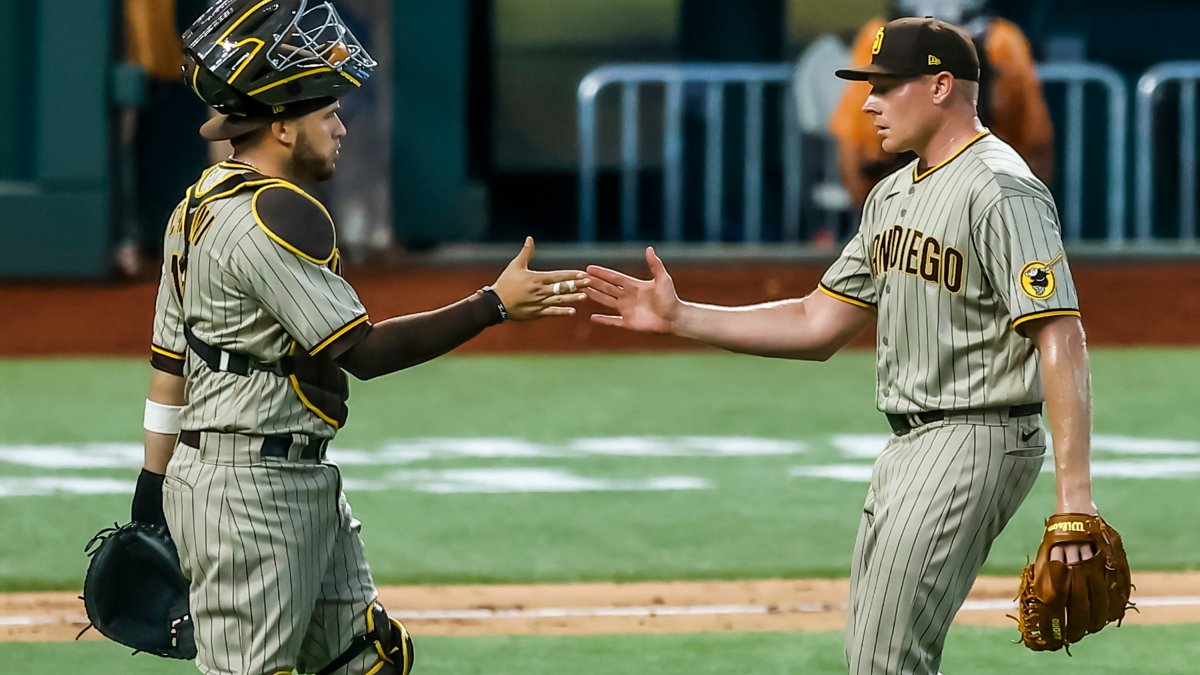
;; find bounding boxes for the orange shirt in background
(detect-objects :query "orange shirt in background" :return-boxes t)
[830,16,1054,205]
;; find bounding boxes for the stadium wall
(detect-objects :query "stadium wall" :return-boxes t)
[1,259,1196,356]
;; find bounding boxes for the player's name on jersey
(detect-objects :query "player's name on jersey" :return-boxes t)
[868,224,965,293]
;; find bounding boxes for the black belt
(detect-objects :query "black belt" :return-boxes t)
[178,430,327,460]
[885,403,1042,436]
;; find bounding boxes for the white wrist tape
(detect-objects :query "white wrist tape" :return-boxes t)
[144,399,184,435]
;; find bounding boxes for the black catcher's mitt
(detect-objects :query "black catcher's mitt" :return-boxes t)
[78,522,196,660]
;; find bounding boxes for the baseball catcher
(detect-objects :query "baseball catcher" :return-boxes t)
[1013,513,1134,652]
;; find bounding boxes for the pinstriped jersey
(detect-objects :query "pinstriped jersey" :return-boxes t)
[150,162,368,438]
[820,132,1080,414]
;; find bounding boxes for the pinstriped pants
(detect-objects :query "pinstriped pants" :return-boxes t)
[163,433,384,675]
[845,411,1046,674]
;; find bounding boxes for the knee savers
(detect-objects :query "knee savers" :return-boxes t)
[317,601,414,675]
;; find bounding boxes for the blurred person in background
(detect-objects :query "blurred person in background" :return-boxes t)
[830,0,1054,207]
[114,0,186,276]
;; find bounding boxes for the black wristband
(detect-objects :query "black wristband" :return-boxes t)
[131,468,167,527]
[479,286,508,321]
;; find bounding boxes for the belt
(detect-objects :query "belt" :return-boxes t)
[885,403,1042,436]
[178,429,328,461]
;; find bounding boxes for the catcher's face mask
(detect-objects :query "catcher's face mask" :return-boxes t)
[183,0,377,114]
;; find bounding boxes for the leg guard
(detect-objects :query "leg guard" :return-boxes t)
[316,601,415,675]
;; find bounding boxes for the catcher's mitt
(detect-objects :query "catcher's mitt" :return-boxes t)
[1013,513,1134,652]
[78,522,196,660]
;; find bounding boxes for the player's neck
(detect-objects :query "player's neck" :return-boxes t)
[915,114,987,174]
[227,150,292,181]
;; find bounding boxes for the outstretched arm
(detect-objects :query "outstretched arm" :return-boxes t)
[587,247,874,361]
[337,237,589,380]
[1025,315,1097,562]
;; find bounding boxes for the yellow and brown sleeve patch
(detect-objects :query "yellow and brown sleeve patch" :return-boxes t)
[150,344,185,375]
[818,283,877,310]
[1012,308,1081,332]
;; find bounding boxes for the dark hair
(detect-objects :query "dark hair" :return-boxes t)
[229,124,271,150]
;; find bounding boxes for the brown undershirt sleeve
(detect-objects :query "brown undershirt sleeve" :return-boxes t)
[333,292,504,380]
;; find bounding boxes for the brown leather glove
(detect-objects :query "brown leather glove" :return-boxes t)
[1013,513,1134,652]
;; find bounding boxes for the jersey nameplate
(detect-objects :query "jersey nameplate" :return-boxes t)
[868,224,966,293]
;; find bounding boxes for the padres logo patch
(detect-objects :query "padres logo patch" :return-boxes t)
[872,27,885,55]
[1019,252,1064,300]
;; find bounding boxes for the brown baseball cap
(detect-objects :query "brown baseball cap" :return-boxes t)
[835,17,980,82]
[198,96,338,141]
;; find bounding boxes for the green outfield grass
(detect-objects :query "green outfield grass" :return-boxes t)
[5,622,1199,674]
[0,349,1197,591]
[0,350,1196,674]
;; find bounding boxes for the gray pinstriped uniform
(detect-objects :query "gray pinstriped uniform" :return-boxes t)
[819,132,1080,674]
[152,162,387,675]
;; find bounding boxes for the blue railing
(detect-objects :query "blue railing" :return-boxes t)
[577,64,797,244]
[579,58,1196,247]
[1036,62,1128,244]
[1135,61,1200,243]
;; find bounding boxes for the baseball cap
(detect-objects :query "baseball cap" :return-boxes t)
[199,97,338,141]
[835,17,980,82]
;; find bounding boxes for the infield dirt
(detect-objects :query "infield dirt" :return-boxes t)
[3,572,1197,642]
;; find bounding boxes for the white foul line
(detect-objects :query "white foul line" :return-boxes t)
[394,595,1200,620]
[4,596,1199,626]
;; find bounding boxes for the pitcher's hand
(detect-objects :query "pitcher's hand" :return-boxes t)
[586,247,681,334]
[491,237,589,321]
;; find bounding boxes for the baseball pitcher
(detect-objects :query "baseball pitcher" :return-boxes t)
[585,17,1130,674]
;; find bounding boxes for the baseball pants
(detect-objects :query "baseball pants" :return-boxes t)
[163,431,384,675]
[844,409,1046,674]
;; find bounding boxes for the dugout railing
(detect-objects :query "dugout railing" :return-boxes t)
[1035,62,1129,246]
[1136,61,1200,244]
[577,64,800,245]
[578,58,1197,249]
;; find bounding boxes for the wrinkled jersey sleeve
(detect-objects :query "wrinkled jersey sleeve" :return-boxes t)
[972,194,1080,333]
[818,228,879,310]
[228,231,370,358]
[150,205,187,375]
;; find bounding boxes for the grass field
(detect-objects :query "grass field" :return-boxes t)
[0,348,1197,673]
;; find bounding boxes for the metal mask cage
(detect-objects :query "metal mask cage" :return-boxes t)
[265,1,377,83]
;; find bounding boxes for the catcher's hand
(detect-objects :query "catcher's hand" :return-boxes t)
[491,236,589,320]
[1013,513,1134,652]
[78,521,196,660]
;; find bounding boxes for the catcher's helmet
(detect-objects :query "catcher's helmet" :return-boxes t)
[182,0,376,117]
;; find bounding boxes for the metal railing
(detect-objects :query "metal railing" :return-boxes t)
[1036,62,1128,244]
[1135,61,1200,243]
[579,59,1200,248]
[577,64,797,243]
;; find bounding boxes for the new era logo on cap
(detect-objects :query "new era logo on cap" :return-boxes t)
[836,17,980,82]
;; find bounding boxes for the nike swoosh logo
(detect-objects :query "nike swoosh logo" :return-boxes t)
[1020,430,1039,442]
